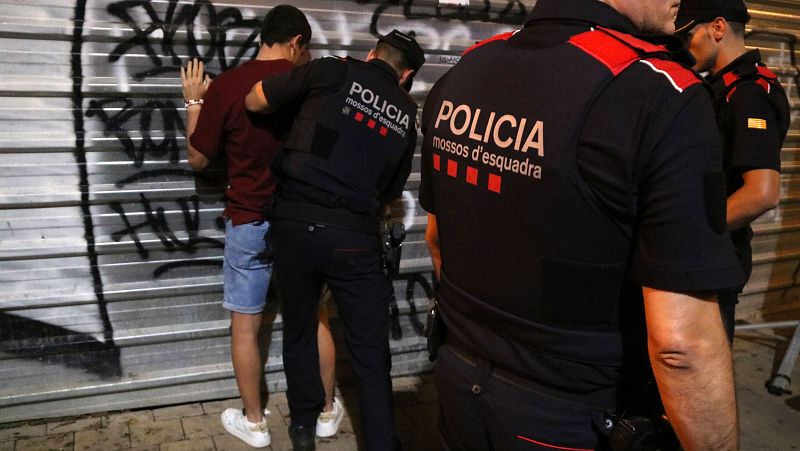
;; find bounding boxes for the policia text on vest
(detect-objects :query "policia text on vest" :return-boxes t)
[346,81,410,138]
[433,100,544,180]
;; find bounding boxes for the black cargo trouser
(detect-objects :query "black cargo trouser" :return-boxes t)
[718,288,738,343]
[718,255,750,344]
[436,343,612,451]
[718,242,752,343]
[269,218,397,451]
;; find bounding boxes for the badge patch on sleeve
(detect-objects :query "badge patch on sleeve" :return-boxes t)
[747,118,767,130]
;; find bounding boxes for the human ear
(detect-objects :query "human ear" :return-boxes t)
[398,68,414,87]
[712,18,727,42]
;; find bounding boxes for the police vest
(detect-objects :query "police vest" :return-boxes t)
[430,27,701,403]
[278,57,417,216]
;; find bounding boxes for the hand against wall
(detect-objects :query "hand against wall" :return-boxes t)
[180,58,211,102]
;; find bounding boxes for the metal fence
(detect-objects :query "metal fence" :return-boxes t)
[0,0,798,423]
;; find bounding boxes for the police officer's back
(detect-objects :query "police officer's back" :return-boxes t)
[421,0,743,449]
[245,30,424,451]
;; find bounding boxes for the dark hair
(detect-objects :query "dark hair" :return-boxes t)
[260,5,312,47]
[729,21,746,38]
[375,41,411,73]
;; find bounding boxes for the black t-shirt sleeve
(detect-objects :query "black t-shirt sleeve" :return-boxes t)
[629,86,744,291]
[262,61,312,110]
[727,82,783,173]
[262,57,344,110]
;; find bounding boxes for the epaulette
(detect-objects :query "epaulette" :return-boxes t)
[569,27,702,92]
[462,31,518,56]
[722,62,780,101]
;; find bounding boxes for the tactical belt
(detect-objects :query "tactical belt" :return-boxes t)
[272,200,379,234]
[438,273,624,366]
[445,338,616,412]
[438,272,619,411]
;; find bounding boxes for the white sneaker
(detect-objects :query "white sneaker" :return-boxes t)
[315,397,344,438]
[221,407,271,448]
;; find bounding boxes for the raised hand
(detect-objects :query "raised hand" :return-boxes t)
[180,58,211,103]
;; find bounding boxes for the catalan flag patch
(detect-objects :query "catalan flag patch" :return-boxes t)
[748,118,768,130]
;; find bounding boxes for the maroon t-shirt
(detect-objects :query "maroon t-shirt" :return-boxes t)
[190,59,295,225]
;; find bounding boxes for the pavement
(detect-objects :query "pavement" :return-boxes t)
[1,334,799,451]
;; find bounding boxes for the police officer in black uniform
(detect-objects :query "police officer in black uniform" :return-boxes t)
[421,0,744,449]
[677,0,791,341]
[245,30,424,451]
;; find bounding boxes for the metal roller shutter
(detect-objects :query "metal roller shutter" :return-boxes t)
[0,0,533,422]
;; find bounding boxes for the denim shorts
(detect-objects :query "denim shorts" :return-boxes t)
[222,219,273,314]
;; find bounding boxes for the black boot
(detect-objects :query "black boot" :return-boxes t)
[289,424,315,451]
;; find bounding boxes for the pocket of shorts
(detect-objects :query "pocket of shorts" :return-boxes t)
[225,221,271,268]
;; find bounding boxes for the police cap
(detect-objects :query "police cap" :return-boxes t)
[378,30,425,72]
[675,0,751,33]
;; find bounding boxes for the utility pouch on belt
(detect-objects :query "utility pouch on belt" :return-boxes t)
[425,297,446,362]
[381,221,405,277]
[610,377,679,451]
[609,415,678,451]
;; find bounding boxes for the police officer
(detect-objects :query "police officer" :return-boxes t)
[245,30,424,451]
[421,0,743,449]
[677,0,790,341]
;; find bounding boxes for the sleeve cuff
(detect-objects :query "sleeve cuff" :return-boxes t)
[629,264,745,292]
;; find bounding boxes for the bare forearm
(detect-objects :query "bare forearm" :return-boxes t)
[185,105,209,170]
[727,190,776,231]
[180,58,211,170]
[727,169,779,231]
[644,288,738,450]
[651,340,738,449]
[425,214,441,280]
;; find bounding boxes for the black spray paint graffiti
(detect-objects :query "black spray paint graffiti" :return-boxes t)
[97,2,254,281]
[87,96,225,278]
[110,193,224,277]
[87,98,183,168]
[389,273,436,340]
[106,0,530,81]
[0,313,123,379]
[4,1,238,379]
[100,0,450,341]
[359,0,529,35]
[9,0,483,385]
[2,0,125,379]
[107,0,262,79]
[70,0,121,378]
